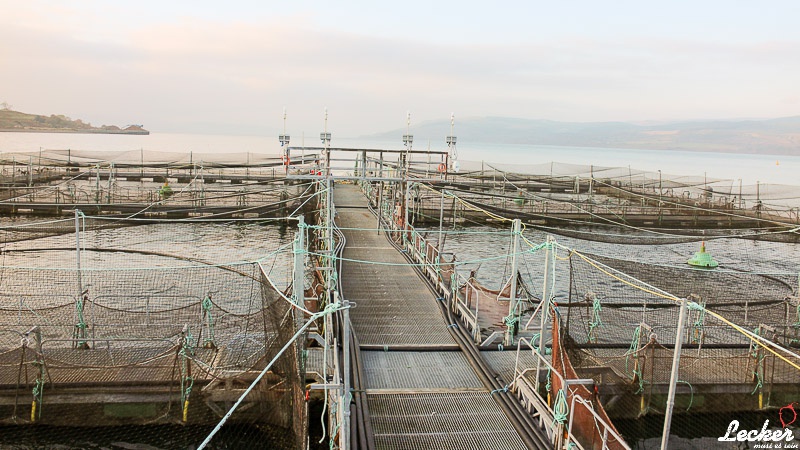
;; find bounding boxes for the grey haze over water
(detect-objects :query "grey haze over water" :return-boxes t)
[0,131,796,187]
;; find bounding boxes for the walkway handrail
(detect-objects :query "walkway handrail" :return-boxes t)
[514,337,632,450]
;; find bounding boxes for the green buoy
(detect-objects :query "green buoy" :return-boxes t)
[687,241,718,268]
[513,191,525,207]
[158,182,173,200]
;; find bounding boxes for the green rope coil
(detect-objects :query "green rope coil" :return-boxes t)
[545,367,552,393]
[32,376,44,404]
[553,389,569,425]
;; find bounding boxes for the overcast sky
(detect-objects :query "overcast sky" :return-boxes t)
[1,1,798,137]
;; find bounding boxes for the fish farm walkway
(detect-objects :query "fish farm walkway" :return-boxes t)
[334,184,546,449]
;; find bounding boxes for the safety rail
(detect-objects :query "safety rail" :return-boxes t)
[404,224,486,343]
[513,337,631,450]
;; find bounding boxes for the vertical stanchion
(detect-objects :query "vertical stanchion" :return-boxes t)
[75,209,82,294]
[376,181,384,234]
[293,215,306,332]
[107,163,114,203]
[661,297,689,450]
[403,181,411,246]
[340,293,350,450]
[504,219,521,346]
[534,235,552,390]
[437,188,445,250]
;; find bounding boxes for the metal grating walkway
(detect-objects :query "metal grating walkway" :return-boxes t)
[334,185,533,450]
[362,351,483,390]
[368,391,527,450]
[336,186,454,347]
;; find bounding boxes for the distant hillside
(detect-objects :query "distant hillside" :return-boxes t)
[364,116,800,155]
[0,108,148,135]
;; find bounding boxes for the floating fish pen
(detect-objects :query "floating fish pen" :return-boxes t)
[0,167,322,448]
[403,160,800,233]
[0,149,322,219]
[366,172,800,448]
[1,143,799,449]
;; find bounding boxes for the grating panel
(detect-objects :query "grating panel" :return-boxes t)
[367,391,527,450]
[482,350,540,386]
[305,347,334,382]
[362,351,483,390]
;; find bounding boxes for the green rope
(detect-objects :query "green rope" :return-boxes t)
[503,314,519,328]
[677,380,694,411]
[531,333,541,348]
[750,326,765,395]
[633,369,645,395]
[690,300,706,344]
[182,375,194,404]
[31,357,45,419]
[587,296,603,343]
[32,374,44,406]
[553,389,569,424]
[751,369,764,395]
[201,295,216,348]
[625,325,646,394]
[545,367,552,393]
[179,327,195,404]
[74,296,88,347]
[625,325,642,375]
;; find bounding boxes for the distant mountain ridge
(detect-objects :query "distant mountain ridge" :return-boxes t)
[0,108,149,135]
[363,116,800,155]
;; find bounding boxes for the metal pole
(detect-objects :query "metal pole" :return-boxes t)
[327,176,334,290]
[75,209,83,296]
[504,219,521,346]
[534,235,552,390]
[739,179,743,209]
[437,188,445,249]
[95,165,100,203]
[376,181,383,234]
[404,181,411,246]
[293,215,306,331]
[341,293,351,450]
[756,181,760,203]
[660,297,689,450]
[107,163,114,203]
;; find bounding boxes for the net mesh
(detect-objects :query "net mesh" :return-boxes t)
[0,216,308,449]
